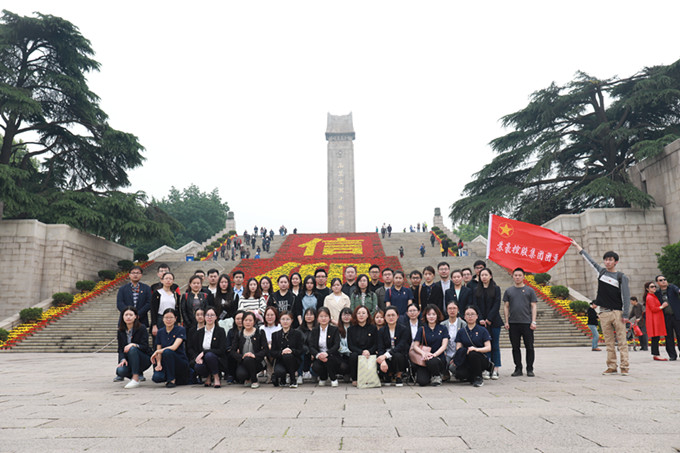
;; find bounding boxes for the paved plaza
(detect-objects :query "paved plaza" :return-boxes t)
[1,347,679,452]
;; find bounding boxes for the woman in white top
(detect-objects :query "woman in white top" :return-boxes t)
[191,307,228,388]
[404,303,422,341]
[238,278,266,322]
[150,272,180,338]
[324,278,351,325]
[260,306,282,383]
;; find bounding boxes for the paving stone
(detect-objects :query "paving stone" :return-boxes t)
[1,350,679,452]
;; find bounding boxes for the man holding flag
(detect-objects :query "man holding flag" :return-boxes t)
[486,214,632,375]
[572,241,630,376]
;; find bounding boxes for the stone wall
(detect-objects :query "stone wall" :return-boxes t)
[543,208,668,302]
[629,138,680,244]
[0,219,132,319]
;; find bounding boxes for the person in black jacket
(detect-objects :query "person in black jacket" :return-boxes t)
[474,268,502,378]
[190,307,228,388]
[347,305,379,386]
[115,306,152,389]
[445,270,473,316]
[308,307,341,387]
[150,272,182,339]
[270,311,304,388]
[377,306,411,386]
[225,310,245,383]
[231,312,269,388]
[296,307,317,384]
[214,274,238,321]
[272,276,297,327]
[181,275,214,331]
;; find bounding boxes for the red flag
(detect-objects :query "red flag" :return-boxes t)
[486,214,572,273]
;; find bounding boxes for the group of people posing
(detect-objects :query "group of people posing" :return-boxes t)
[114,259,541,389]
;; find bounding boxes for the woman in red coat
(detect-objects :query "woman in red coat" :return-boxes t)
[644,281,668,361]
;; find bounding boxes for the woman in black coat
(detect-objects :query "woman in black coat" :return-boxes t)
[189,307,228,388]
[474,268,502,378]
[270,310,304,387]
[181,275,213,331]
[115,306,152,389]
[346,305,379,386]
[225,310,245,384]
[377,306,411,386]
[308,307,341,387]
[214,274,238,321]
[230,311,269,388]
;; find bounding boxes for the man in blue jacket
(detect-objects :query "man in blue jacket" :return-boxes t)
[117,265,151,327]
[655,275,680,361]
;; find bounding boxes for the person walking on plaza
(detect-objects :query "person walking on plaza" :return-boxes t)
[654,275,680,361]
[503,268,537,377]
[587,302,601,351]
[572,241,630,375]
[644,281,668,360]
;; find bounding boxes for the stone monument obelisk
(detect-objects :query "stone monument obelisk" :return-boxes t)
[326,112,356,233]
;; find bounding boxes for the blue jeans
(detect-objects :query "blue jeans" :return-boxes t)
[589,325,599,349]
[116,346,151,378]
[152,349,189,384]
[485,326,501,368]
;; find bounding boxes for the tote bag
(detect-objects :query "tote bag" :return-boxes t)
[357,355,381,388]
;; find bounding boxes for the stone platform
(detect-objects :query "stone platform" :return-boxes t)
[1,348,679,452]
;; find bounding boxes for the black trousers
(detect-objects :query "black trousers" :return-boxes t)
[236,357,264,383]
[386,352,407,374]
[415,355,446,386]
[338,354,350,377]
[454,351,489,383]
[651,336,661,356]
[311,355,339,380]
[664,315,680,360]
[273,354,300,382]
[194,351,220,377]
[509,323,535,371]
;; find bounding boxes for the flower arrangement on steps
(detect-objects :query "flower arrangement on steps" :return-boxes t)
[523,274,599,341]
[429,229,459,256]
[0,261,155,350]
[231,233,402,291]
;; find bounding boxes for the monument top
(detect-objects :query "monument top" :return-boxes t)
[326,112,355,140]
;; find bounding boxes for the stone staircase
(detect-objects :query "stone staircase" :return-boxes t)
[9,232,291,353]
[382,232,591,348]
[8,231,589,353]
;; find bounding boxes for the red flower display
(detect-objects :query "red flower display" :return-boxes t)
[232,233,402,289]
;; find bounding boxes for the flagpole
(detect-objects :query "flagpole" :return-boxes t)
[486,212,492,260]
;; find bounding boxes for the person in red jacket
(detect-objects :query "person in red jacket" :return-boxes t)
[644,281,668,361]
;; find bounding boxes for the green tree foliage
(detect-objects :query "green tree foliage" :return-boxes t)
[451,59,680,226]
[453,223,487,242]
[155,185,230,245]
[657,241,680,287]
[0,11,177,246]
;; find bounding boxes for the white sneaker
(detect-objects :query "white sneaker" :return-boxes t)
[330,380,339,387]
[482,371,490,380]
[251,382,260,389]
[491,370,499,380]
[318,379,326,386]
[303,371,312,380]
[297,376,303,385]
[124,379,140,389]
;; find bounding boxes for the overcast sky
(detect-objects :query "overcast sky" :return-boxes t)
[4,1,680,236]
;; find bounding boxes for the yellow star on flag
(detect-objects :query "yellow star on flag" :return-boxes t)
[498,223,514,237]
